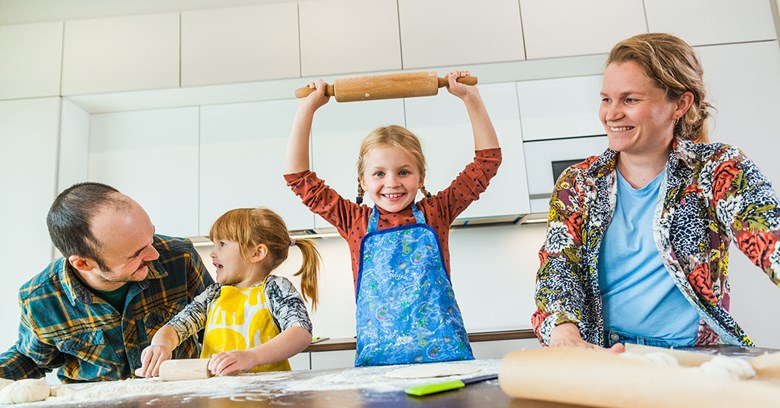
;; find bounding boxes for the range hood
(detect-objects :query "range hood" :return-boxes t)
[190,213,547,246]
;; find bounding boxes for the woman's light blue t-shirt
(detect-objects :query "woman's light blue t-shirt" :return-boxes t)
[597,168,699,346]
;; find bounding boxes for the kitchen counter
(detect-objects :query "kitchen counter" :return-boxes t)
[44,360,586,408]
[35,345,776,407]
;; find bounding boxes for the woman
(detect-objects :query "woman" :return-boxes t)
[532,33,780,350]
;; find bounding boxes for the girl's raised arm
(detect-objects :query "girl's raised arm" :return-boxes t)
[285,80,331,174]
[445,70,499,151]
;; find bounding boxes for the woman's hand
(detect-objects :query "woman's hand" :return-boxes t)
[550,323,625,353]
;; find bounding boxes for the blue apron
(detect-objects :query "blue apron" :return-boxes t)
[354,204,474,366]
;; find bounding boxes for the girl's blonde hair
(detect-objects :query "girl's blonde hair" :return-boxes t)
[209,208,320,308]
[607,33,712,143]
[356,125,431,201]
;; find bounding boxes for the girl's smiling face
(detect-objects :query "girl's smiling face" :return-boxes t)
[360,146,423,213]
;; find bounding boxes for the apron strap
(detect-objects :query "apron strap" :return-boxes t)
[367,203,426,233]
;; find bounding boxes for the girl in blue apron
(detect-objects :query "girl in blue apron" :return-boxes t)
[136,208,321,377]
[286,70,502,366]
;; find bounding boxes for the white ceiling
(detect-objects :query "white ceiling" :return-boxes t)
[0,0,301,25]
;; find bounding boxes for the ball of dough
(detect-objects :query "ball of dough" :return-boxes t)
[0,378,14,391]
[0,379,51,404]
[695,356,756,381]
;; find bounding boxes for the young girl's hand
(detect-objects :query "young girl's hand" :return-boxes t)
[445,70,477,100]
[135,344,173,378]
[207,350,258,376]
[300,79,331,113]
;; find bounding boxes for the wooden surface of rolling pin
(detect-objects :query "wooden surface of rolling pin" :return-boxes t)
[294,71,477,102]
[499,348,780,408]
[159,358,213,382]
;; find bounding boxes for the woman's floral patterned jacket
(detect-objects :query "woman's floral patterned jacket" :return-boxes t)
[532,137,780,347]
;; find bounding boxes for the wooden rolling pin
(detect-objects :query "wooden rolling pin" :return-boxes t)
[498,348,780,408]
[158,358,213,382]
[294,71,477,102]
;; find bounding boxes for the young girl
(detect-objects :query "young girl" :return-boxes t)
[136,208,320,377]
[285,71,501,366]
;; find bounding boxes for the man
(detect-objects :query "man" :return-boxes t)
[0,182,214,383]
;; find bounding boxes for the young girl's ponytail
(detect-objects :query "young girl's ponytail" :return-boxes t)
[291,238,321,310]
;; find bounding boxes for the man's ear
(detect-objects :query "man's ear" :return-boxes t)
[68,255,97,272]
[249,244,269,263]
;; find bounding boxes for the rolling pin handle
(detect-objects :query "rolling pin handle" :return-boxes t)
[294,83,335,98]
[437,76,478,88]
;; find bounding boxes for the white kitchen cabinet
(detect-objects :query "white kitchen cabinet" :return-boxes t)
[449,223,545,333]
[471,338,540,360]
[181,4,300,87]
[58,99,90,192]
[398,0,524,69]
[199,100,315,234]
[404,82,530,219]
[694,41,780,349]
[0,97,60,352]
[310,98,406,229]
[697,41,780,178]
[289,352,311,371]
[88,108,199,238]
[62,13,179,95]
[516,74,607,214]
[644,0,776,46]
[523,136,608,213]
[310,350,355,370]
[0,22,63,100]
[516,75,604,142]
[299,0,402,76]
[519,0,647,59]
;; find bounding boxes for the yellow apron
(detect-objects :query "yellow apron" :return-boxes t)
[200,280,291,372]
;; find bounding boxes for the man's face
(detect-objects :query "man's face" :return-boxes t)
[79,197,159,290]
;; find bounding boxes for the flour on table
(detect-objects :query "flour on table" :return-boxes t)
[385,362,482,379]
[42,372,291,405]
[0,379,51,404]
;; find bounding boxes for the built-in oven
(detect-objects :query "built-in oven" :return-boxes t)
[522,135,608,213]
